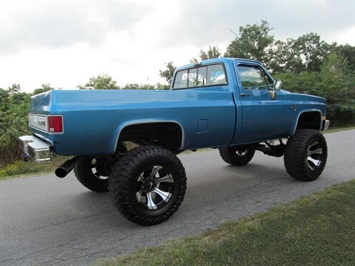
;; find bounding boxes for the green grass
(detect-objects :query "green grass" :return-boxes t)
[0,156,70,180]
[95,179,355,266]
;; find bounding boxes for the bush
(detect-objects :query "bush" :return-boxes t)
[327,104,355,127]
[0,88,31,167]
[275,60,355,127]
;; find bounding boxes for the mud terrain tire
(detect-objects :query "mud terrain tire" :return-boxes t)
[74,157,110,192]
[109,146,187,226]
[219,146,255,166]
[284,129,327,181]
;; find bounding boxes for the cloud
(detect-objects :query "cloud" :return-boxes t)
[266,1,354,43]
[0,0,354,92]
[163,1,354,46]
[1,1,152,54]
[335,26,355,46]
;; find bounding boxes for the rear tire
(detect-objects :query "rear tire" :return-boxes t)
[74,157,110,192]
[219,146,255,166]
[109,146,187,226]
[284,129,327,181]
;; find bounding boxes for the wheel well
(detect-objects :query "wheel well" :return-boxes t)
[296,112,322,130]
[118,122,183,153]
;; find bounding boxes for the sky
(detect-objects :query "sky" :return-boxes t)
[0,0,354,93]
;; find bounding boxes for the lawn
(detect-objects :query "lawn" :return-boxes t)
[95,179,355,266]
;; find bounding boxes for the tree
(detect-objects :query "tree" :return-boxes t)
[320,52,349,83]
[138,84,156,90]
[159,62,177,84]
[320,52,355,126]
[78,74,120,90]
[224,20,274,65]
[319,52,354,103]
[270,33,336,74]
[33,84,55,95]
[8,84,21,95]
[269,39,298,73]
[191,45,221,63]
[274,50,355,127]
[155,83,170,90]
[0,86,31,165]
[122,83,140,90]
[121,84,155,90]
[334,44,355,72]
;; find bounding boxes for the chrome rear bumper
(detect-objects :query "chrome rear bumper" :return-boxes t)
[18,135,52,162]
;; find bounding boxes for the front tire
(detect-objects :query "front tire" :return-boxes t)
[219,146,255,166]
[284,129,327,181]
[109,146,187,226]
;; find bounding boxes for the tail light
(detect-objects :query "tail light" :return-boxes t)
[48,115,63,133]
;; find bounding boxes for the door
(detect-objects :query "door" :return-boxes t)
[236,64,290,143]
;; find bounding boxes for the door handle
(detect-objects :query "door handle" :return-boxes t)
[240,93,250,97]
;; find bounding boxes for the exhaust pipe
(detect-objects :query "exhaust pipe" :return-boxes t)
[55,157,80,178]
[21,153,31,162]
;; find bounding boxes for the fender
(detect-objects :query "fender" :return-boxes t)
[112,119,185,153]
[290,109,323,136]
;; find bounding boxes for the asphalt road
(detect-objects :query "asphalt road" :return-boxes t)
[1,130,354,266]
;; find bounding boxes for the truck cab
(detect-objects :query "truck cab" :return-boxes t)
[172,58,328,144]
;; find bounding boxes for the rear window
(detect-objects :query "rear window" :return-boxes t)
[172,64,227,89]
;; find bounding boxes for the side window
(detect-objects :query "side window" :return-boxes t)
[238,65,273,90]
[207,64,227,86]
[173,70,188,89]
[173,64,227,89]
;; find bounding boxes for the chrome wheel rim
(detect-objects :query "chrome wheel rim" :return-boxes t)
[90,158,109,180]
[136,166,174,210]
[306,141,323,171]
[236,148,248,157]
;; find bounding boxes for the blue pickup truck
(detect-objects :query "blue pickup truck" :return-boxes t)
[19,57,330,225]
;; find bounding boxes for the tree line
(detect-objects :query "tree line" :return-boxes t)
[1,20,354,166]
[160,21,354,127]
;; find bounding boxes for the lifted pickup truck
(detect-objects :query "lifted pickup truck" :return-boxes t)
[19,58,330,225]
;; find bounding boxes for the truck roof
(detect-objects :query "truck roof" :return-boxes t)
[175,57,263,71]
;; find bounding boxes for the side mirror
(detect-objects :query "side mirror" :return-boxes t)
[274,80,282,90]
[269,80,281,100]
